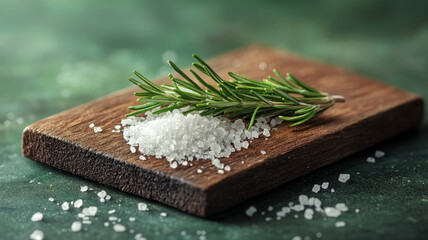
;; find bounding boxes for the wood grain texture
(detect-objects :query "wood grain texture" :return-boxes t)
[22,45,424,217]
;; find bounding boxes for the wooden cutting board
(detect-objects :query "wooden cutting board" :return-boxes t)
[22,45,424,217]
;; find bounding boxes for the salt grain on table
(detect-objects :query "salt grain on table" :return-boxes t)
[138,202,149,211]
[30,230,44,240]
[375,150,385,158]
[71,221,82,232]
[31,212,43,222]
[61,202,70,211]
[74,199,83,208]
[245,206,257,217]
[338,174,350,183]
[312,184,321,193]
[113,224,126,232]
[366,157,376,163]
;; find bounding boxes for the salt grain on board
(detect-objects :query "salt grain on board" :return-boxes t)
[113,224,126,232]
[138,202,148,211]
[312,184,321,193]
[366,157,376,163]
[61,202,69,211]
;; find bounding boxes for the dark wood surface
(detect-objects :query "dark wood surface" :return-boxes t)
[22,45,424,217]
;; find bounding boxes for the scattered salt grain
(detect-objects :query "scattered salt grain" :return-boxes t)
[138,202,149,211]
[170,161,178,169]
[82,220,92,224]
[324,207,341,217]
[312,184,321,193]
[109,216,118,221]
[321,182,329,189]
[104,222,109,227]
[61,202,70,211]
[335,221,346,227]
[129,217,136,222]
[331,188,335,193]
[259,62,267,70]
[113,224,126,232]
[139,156,146,161]
[268,206,273,211]
[375,150,385,158]
[71,221,82,232]
[160,212,167,217]
[82,206,97,216]
[30,230,44,240]
[89,123,95,128]
[74,199,83,208]
[335,203,348,212]
[292,236,302,240]
[304,208,314,220]
[115,125,121,129]
[31,212,43,222]
[367,157,376,163]
[355,209,360,213]
[48,197,54,202]
[338,174,350,183]
[97,190,107,199]
[93,126,102,133]
[261,151,266,155]
[105,195,111,200]
[218,169,225,174]
[78,213,85,218]
[197,169,203,174]
[245,206,257,217]
[224,165,231,171]
[108,209,116,214]
[135,233,147,240]
[80,186,88,192]
[265,217,272,221]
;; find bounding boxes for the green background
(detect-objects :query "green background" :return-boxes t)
[1,0,427,239]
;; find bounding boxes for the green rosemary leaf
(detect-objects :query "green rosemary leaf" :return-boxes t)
[286,73,320,93]
[127,54,344,128]
[248,105,262,130]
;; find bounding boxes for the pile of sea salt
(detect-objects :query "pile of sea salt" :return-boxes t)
[121,108,282,170]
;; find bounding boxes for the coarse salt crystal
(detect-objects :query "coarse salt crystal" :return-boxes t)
[97,190,107,199]
[367,157,376,163]
[108,209,116,214]
[93,126,102,133]
[160,212,167,217]
[331,188,335,193]
[48,197,54,202]
[335,203,348,212]
[261,151,266,155]
[245,206,257,217]
[80,186,88,192]
[129,217,136,222]
[312,184,321,193]
[30,230,44,240]
[74,199,83,208]
[197,169,203,174]
[218,169,224,174]
[139,155,146,161]
[109,216,118,221]
[304,208,314,220]
[71,221,82,232]
[61,202,69,211]
[324,207,341,217]
[113,224,126,232]
[338,174,350,183]
[335,221,346,227]
[375,150,385,158]
[224,165,231,171]
[89,123,95,128]
[138,202,148,211]
[104,222,109,227]
[31,212,43,222]
[82,206,97,216]
[321,182,329,189]
[170,161,178,169]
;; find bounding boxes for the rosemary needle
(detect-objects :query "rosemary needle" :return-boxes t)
[128,55,345,130]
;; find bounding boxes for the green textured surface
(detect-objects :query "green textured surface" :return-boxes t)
[1,0,427,239]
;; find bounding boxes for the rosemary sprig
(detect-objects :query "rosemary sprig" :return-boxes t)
[128,54,345,130]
